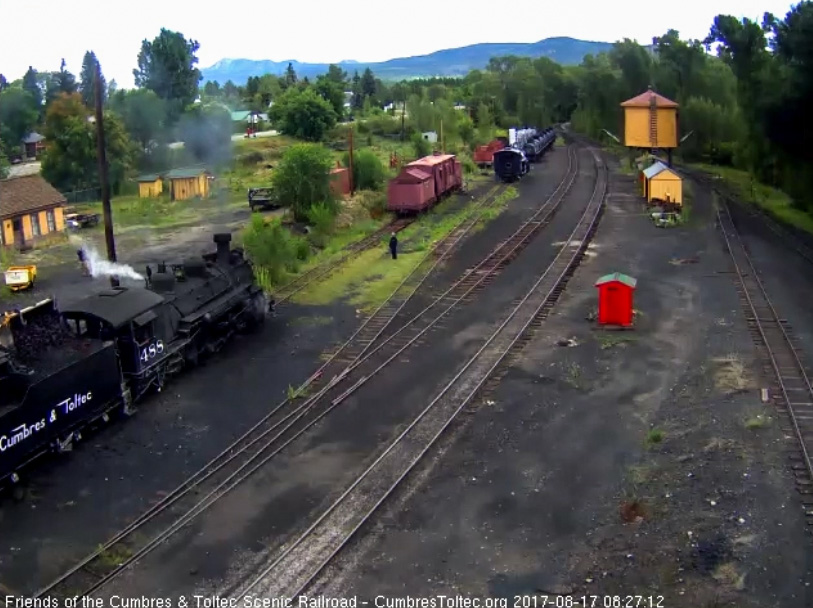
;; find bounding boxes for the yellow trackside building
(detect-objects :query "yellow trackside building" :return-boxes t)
[621,87,679,150]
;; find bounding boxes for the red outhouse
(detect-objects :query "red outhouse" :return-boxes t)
[595,272,637,327]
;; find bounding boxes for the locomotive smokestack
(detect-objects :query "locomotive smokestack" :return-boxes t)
[213,233,231,265]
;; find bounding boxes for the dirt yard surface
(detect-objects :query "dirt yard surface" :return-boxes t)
[91,146,594,597]
[312,154,813,606]
[0,175,508,594]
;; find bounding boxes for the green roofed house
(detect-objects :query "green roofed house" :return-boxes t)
[164,168,213,201]
[137,174,163,198]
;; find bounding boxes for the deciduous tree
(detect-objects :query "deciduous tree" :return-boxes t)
[133,28,201,121]
[271,143,336,221]
[269,87,337,141]
[41,92,134,192]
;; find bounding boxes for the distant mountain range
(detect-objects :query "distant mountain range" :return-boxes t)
[201,37,615,85]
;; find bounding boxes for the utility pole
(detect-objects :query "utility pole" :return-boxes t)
[440,120,444,154]
[348,126,355,196]
[401,91,406,142]
[94,60,118,288]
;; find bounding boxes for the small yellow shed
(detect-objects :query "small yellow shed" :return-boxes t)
[165,168,212,201]
[137,174,163,198]
[642,161,682,206]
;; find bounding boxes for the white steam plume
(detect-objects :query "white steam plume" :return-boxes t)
[70,237,144,281]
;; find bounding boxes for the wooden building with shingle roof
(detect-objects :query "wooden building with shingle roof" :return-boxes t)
[0,174,67,247]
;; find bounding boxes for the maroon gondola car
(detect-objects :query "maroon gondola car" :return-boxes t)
[473,139,507,167]
[387,154,463,213]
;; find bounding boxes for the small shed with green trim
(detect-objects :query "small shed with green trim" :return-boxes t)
[595,272,637,327]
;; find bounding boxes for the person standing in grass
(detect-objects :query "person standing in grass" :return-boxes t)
[389,232,398,260]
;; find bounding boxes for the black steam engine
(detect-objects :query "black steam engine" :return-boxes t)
[0,233,269,487]
[493,126,557,183]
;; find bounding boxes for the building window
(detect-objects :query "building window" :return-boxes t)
[30,214,41,237]
[46,210,56,232]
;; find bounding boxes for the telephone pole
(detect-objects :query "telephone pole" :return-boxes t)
[348,126,355,196]
[94,60,119,288]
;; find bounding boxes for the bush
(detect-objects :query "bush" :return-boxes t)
[412,133,431,158]
[355,190,388,219]
[342,148,386,191]
[272,143,336,221]
[306,201,338,248]
[241,215,310,286]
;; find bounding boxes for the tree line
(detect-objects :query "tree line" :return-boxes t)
[1,2,811,211]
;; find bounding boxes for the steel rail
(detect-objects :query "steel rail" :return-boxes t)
[716,199,813,484]
[33,180,510,598]
[78,145,577,596]
[235,148,607,599]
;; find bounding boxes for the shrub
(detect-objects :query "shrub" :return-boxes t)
[272,143,336,221]
[241,214,310,286]
[412,133,431,158]
[306,201,338,248]
[355,190,388,219]
[342,148,386,192]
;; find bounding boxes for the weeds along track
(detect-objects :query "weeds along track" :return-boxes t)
[230,148,607,599]
[274,215,415,304]
[36,148,580,599]
[33,181,509,599]
[717,198,813,527]
[663,160,813,265]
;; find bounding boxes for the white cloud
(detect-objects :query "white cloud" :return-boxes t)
[0,0,796,88]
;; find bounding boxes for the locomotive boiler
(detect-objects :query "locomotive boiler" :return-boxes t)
[0,233,269,487]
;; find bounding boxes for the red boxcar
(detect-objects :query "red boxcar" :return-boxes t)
[473,139,506,167]
[387,154,462,213]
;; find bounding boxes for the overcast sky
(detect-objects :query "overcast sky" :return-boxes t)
[1,0,796,89]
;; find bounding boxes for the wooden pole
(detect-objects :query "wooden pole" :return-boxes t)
[440,119,444,154]
[94,60,118,288]
[348,126,355,196]
[401,93,406,142]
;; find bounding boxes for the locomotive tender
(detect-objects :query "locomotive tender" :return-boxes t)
[0,233,269,487]
[493,126,557,182]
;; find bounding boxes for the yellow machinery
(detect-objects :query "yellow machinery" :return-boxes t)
[3,265,37,291]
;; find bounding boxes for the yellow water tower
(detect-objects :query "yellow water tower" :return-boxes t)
[620,87,679,165]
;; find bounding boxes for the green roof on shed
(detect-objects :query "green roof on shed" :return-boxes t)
[595,272,637,288]
[136,173,161,182]
[165,168,209,179]
[230,111,251,121]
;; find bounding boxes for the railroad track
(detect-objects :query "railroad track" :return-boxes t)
[230,147,607,599]
[717,198,813,527]
[657,159,813,266]
[33,181,510,599]
[274,215,415,304]
[36,146,580,599]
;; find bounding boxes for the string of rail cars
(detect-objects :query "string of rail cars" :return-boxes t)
[34,142,578,599]
[0,127,556,494]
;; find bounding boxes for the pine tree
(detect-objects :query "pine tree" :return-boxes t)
[22,67,42,108]
[79,51,105,107]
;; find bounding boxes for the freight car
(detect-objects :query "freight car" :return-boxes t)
[523,128,556,162]
[0,233,270,489]
[387,153,463,214]
[473,138,508,168]
[493,147,530,182]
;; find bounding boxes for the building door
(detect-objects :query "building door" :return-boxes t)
[12,218,23,246]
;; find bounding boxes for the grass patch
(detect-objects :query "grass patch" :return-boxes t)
[745,414,770,430]
[473,185,518,229]
[712,562,746,590]
[564,362,582,388]
[290,192,487,312]
[690,162,813,235]
[95,544,133,569]
[711,354,754,393]
[645,428,665,446]
[597,333,637,349]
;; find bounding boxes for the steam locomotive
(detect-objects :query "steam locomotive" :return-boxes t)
[493,127,557,183]
[0,233,270,488]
